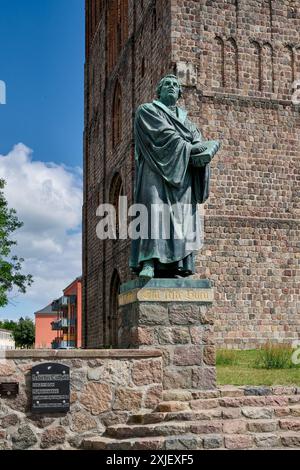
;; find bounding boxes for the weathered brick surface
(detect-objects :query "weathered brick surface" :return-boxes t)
[83,1,300,349]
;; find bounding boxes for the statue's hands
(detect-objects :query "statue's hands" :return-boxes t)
[191,154,211,165]
[191,143,207,155]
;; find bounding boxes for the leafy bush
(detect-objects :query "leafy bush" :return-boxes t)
[255,343,293,369]
[216,349,238,366]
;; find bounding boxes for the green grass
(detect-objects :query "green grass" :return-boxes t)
[217,349,300,386]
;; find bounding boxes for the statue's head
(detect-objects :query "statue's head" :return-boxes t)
[156,75,182,104]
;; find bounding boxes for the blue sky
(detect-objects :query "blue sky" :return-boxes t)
[0,0,85,320]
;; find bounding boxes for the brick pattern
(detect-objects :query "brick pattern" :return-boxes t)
[84,0,300,348]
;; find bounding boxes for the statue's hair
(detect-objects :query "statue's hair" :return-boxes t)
[156,74,183,99]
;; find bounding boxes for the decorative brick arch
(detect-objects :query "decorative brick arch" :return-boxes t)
[109,171,124,240]
[262,42,274,93]
[112,80,122,148]
[250,40,262,92]
[226,37,239,89]
[214,36,225,89]
[279,44,294,98]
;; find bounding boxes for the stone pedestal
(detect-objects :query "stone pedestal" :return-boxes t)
[118,279,216,390]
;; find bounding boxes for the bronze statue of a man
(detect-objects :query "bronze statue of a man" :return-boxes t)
[130,74,213,279]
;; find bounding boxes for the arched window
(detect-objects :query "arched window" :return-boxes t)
[112,81,122,148]
[250,40,262,92]
[262,43,274,93]
[108,270,121,348]
[109,172,124,239]
[214,36,225,88]
[279,45,294,98]
[226,38,239,89]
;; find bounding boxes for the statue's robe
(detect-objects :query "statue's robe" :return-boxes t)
[129,100,210,277]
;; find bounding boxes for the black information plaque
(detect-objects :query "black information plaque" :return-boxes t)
[31,363,70,413]
[0,382,19,398]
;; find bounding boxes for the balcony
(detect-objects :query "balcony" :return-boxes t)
[52,296,69,311]
[69,295,77,305]
[51,318,69,330]
[51,340,76,349]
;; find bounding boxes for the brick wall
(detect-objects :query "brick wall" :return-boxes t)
[83,0,300,348]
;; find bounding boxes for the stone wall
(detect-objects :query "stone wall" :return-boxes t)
[119,301,216,391]
[0,350,162,450]
[84,0,300,349]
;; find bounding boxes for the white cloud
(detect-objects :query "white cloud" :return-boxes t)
[0,144,82,314]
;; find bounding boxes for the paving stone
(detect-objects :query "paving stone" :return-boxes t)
[202,435,223,449]
[241,407,274,419]
[254,434,281,448]
[225,435,254,450]
[247,420,278,433]
[244,387,272,396]
[279,419,300,431]
[223,419,247,434]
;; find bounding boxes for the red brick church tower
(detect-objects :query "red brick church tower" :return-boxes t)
[83,0,300,349]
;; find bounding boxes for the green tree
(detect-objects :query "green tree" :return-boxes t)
[13,317,35,349]
[0,179,33,306]
[0,319,17,332]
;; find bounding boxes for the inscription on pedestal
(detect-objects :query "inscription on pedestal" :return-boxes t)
[119,287,214,306]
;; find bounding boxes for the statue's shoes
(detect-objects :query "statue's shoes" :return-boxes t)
[139,265,154,279]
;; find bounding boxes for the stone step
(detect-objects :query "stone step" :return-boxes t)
[220,386,299,398]
[107,415,300,440]
[155,401,191,412]
[161,387,300,402]
[106,420,224,439]
[218,395,300,408]
[280,432,300,448]
[129,405,300,425]
[162,389,221,401]
[129,408,223,425]
[82,431,300,451]
[153,397,300,416]
[83,435,167,451]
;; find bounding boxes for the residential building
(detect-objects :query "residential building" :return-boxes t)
[0,329,15,350]
[34,304,58,349]
[51,277,82,349]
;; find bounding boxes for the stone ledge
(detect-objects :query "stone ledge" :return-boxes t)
[2,349,162,359]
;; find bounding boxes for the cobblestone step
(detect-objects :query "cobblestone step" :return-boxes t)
[82,388,300,450]
[153,397,300,415]
[162,387,300,402]
[106,416,300,440]
[83,430,300,451]
[129,406,300,425]
[106,420,224,439]
[129,409,222,425]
